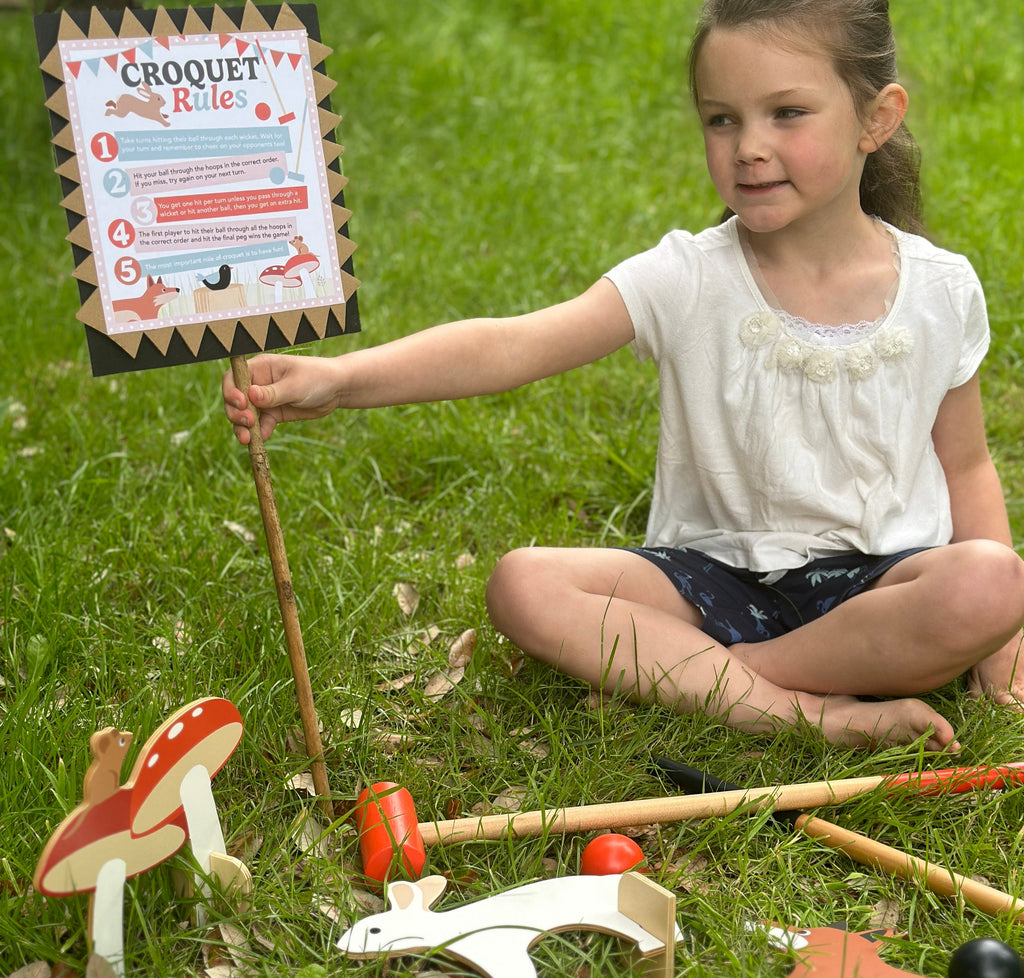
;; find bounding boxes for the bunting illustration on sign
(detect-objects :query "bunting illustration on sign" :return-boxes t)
[35,3,359,375]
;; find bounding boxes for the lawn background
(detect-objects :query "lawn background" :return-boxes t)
[1,0,1023,975]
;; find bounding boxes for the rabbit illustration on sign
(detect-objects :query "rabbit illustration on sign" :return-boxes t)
[105,83,170,127]
[337,872,682,978]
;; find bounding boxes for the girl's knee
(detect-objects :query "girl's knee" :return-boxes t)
[941,540,1024,639]
[485,548,545,634]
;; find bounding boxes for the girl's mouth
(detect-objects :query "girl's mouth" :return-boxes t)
[739,180,788,194]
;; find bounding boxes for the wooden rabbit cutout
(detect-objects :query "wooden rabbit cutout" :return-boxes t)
[338,871,682,978]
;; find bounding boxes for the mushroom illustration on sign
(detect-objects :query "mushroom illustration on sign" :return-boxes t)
[129,697,249,925]
[259,262,303,303]
[282,250,320,299]
[33,730,189,978]
[258,245,321,303]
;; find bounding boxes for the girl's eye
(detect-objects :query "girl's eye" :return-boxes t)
[776,107,806,120]
[705,114,733,128]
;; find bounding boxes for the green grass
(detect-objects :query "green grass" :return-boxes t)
[2,0,1024,975]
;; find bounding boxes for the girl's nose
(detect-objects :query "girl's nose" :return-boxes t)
[735,125,771,164]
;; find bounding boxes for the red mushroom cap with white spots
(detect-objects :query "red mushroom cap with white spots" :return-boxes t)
[128,698,243,838]
[283,253,320,277]
[34,789,187,896]
[259,264,302,289]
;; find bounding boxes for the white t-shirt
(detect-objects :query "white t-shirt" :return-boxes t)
[604,217,990,573]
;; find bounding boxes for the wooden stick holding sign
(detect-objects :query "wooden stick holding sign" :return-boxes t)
[231,354,333,817]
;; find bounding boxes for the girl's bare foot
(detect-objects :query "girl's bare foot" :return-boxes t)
[968,633,1024,709]
[797,693,960,752]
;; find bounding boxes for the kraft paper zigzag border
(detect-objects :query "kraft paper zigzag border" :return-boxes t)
[36,2,360,376]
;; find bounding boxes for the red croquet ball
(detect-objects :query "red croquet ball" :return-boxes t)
[580,833,646,875]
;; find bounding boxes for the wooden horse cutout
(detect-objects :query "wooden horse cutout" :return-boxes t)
[338,871,682,978]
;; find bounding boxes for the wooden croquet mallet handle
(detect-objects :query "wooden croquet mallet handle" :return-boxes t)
[654,760,1024,923]
[231,355,333,818]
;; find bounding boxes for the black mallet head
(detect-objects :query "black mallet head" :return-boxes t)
[949,938,1024,978]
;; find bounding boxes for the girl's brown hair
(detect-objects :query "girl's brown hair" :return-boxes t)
[688,0,924,234]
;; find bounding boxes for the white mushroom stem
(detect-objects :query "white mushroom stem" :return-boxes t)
[180,763,226,927]
[274,281,284,303]
[90,857,127,978]
[297,267,316,299]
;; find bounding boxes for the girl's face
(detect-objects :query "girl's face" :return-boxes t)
[694,27,874,237]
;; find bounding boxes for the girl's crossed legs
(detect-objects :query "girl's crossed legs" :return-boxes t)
[484,541,1024,750]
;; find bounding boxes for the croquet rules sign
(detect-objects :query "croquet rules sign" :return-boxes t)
[35,3,359,375]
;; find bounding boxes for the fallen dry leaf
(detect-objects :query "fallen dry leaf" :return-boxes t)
[516,737,550,760]
[337,707,364,729]
[423,666,464,702]
[661,851,711,894]
[290,809,332,858]
[500,651,525,678]
[316,896,345,924]
[455,552,476,570]
[9,963,51,978]
[218,922,252,961]
[222,520,257,544]
[448,628,476,668]
[393,582,420,616]
[376,672,416,692]
[228,828,263,865]
[85,957,116,978]
[868,896,900,930]
[408,624,441,655]
[471,786,530,815]
[373,730,418,752]
[287,772,317,796]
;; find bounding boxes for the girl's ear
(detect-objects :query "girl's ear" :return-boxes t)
[860,83,909,152]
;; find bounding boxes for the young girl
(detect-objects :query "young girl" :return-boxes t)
[224,0,1024,750]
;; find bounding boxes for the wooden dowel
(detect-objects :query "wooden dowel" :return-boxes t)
[231,355,333,818]
[418,774,905,847]
[795,814,1024,921]
[653,759,1024,922]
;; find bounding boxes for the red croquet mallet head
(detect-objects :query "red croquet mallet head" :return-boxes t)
[354,781,427,885]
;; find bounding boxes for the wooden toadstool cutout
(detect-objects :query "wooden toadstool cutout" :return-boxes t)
[34,729,188,978]
[129,698,248,924]
[34,699,249,976]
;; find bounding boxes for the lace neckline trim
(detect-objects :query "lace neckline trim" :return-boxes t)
[733,222,913,383]
[739,220,901,337]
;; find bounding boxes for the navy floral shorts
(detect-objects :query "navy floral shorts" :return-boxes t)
[625,546,930,646]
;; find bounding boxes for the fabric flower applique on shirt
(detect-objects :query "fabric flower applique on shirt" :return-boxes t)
[739,311,913,383]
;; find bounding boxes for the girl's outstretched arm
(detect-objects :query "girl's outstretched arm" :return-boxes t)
[223,277,634,444]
